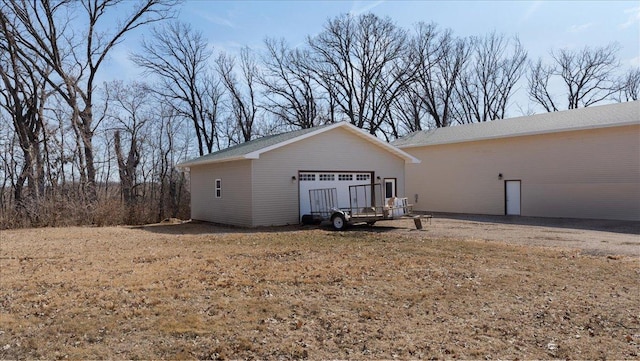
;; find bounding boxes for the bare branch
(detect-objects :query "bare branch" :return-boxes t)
[308,13,411,135]
[131,21,223,155]
[454,32,527,124]
[528,43,622,111]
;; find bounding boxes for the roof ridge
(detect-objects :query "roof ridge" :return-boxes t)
[393,101,639,148]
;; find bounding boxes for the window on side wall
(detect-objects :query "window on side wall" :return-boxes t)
[215,179,222,198]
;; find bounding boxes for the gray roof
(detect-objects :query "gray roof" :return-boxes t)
[392,101,640,148]
[178,124,330,167]
[178,121,421,168]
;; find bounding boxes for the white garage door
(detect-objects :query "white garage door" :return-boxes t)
[299,171,373,219]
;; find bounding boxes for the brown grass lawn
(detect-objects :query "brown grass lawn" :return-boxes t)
[0,223,638,360]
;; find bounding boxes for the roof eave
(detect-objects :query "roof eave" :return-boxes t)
[176,155,250,169]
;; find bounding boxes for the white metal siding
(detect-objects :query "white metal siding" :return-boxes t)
[404,124,640,221]
[251,127,406,226]
[189,160,253,226]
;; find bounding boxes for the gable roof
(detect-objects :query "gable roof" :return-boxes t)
[177,121,420,168]
[392,101,640,149]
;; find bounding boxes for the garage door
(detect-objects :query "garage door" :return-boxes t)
[299,171,373,219]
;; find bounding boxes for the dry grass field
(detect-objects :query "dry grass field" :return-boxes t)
[1,219,638,360]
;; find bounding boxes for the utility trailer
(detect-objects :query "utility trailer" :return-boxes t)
[306,183,413,230]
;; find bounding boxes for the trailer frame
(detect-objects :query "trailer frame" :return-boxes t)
[308,183,413,230]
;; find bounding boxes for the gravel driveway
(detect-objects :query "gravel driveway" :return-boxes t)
[374,213,640,257]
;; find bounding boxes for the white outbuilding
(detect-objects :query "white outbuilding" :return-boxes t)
[178,122,420,227]
[393,101,640,221]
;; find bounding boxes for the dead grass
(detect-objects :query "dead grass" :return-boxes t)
[0,223,638,359]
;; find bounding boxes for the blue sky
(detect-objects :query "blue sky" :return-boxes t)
[177,0,639,62]
[104,0,640,99]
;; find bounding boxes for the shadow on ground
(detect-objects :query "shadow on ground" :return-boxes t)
[133,219,406,235]
[131,221,304,235]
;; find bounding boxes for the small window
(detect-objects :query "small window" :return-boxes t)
[299,173,315,181]
[215,179,222,198]
[356,174,370,181]
[338,174,353,181]
[319,174,335,181]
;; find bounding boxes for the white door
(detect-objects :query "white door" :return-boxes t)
[299,172,372,218]
[505,180,521,215]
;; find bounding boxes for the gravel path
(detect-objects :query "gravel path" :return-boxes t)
[379,213,640,257]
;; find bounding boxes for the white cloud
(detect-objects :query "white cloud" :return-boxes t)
[521,1,542,23]
[199,12,236,28]
[619,6,640,29]
[630,56,640,67]
[349,0,385,16]
[568,22,593,33]
[211,40,245,55]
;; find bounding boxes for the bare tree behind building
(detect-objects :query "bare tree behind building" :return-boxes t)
[216,47,260,144]
[455,32,527,124]
[308,13,414,135]
[616,67,640,102]
[527,43,622,111]
[259,38,322,130]
[403,23,470,130]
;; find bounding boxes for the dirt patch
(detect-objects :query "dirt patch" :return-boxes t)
[0,220,638,359]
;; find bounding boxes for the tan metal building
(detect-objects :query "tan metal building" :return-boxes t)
[393,101,640,221]
[178,122,419,227]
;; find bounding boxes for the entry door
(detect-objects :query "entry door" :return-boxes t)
[505,180,521,215]
[384,178,396,204]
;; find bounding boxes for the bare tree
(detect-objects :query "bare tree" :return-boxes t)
[402,23,470,130]
[105,81,154,216]
[217,47,260,144]
[390,88,428,135]
[131,21,224,156]
[154,105,189,220]
[0,11,49,209]
[455,32,527,124]
[308,13,413,135]
[616,67,640,102]
[528,43,622,111]
[2,0,175,201]
[0,114,16,215]
[526,59,558,112]
[259,38,321,130]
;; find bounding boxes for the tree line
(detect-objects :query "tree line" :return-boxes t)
[1,0,637,228]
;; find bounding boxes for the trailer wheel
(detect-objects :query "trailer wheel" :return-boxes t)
[331,213,347,230]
